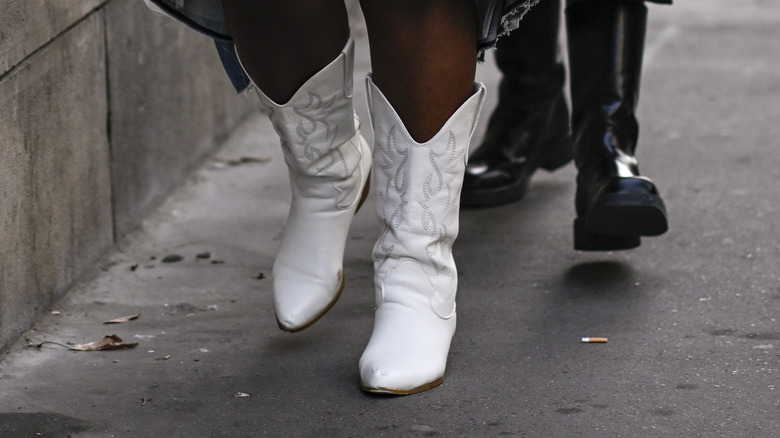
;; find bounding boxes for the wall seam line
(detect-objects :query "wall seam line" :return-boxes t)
[101,2,118,244]
[0,1,110,83]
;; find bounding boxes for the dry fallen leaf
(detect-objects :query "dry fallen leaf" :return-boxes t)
[70,335,139,351]
[104,314,140,324]
[28,335,139,351]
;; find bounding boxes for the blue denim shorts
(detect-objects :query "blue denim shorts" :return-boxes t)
[145,0,540,93]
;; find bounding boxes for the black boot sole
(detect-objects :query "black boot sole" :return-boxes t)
[574,192,668,251]
[461,134,573,209]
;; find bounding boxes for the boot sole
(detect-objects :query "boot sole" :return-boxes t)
[360,376,444,395]
[461,134,573,208]
[574,192,668,251]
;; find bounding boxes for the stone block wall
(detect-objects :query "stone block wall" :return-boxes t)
[0,0,254,351]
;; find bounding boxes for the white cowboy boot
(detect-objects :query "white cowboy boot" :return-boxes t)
[256,39,372,332]
[359,77,486,394]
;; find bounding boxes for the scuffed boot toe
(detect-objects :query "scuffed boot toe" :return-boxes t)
[273,271,344,332]
[359,355,445,395]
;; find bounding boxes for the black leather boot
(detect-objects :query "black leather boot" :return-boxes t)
[567,0,668,250]
[461,0,572,208]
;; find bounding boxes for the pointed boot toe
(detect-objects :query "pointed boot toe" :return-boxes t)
[359,355,446,395]
[273,271,344,332]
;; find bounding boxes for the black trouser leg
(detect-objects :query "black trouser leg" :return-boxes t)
[567,0,668,250]
[461,0,572,208]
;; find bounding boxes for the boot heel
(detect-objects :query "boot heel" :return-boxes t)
[355,172,371,215]
[574,217,641,251]
[540,134,574,171]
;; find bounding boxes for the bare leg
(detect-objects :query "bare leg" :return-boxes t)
[221,0,350,103]
[359,0,478,142]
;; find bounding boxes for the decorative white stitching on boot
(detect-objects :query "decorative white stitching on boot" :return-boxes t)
[291,92,348,177]
[420,131,460,274]
[374,125,407,269]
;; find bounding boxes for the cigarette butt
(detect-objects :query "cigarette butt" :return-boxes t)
[581,337,608,343]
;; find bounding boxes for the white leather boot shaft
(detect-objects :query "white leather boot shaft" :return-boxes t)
[256,39,372,332]
[359,77,486,393]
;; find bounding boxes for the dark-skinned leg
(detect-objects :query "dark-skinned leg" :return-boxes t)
[358,0,486,394]
[221,0,350,103]
[359,0,477,142]
[220,0,372,332]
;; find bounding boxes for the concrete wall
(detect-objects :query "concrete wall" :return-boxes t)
[0,1,254,351]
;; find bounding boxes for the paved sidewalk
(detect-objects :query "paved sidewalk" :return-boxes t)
[2,1,780,436]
